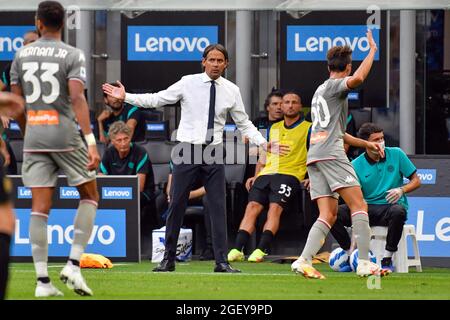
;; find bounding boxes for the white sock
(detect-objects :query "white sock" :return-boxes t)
[300,219,330,262]
[29,213,49,279]
[351,212,370,260]
[298,256,311,265]
[384,250,394,258]
[69,200,97,262]
[35,262,49,280]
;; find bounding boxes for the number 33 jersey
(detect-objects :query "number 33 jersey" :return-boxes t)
[307,76,351,165]
[10,38,86,152]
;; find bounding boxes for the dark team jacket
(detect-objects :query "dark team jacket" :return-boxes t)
[100,143,155,201]
[103,103,146,142]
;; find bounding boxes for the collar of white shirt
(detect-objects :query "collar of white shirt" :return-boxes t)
[201,72,223,86]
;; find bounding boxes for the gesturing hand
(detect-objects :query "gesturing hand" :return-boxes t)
[367,29,378,51]
[265,141,290,155]
[102,81,126,100]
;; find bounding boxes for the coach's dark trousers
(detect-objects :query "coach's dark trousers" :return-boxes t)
[163,143,227,264]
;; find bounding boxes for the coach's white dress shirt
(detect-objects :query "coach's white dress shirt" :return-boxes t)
[124,72,266,146]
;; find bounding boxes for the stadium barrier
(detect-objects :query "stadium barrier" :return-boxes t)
[10,175,141,263]
[405,156,450,267]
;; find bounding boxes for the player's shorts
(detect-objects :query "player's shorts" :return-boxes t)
[0,168,12,204]
[308,158,360,201]
[22,146,96,187]
[248,174,300,208]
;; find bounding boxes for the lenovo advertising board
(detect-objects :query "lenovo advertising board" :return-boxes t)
[10,176,140,262]
[280,11,387,110]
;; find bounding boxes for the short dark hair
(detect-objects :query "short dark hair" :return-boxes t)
[282,89,302,101]
[36,1,65,30]
[103,82,120,98]
[327,45,352,72]
[202,44,228,61]
[358,122,384,141]
[263,90,283,109]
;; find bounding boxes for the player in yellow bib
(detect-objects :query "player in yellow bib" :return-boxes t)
[228,91,311,262]
[258,118,309,182]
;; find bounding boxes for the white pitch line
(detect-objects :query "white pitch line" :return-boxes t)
[48,265,66,268]
[10,269,296,276]
[103,271,294,276]
[11,263,132,269]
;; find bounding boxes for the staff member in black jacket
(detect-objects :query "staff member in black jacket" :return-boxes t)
[98,121,156,240]
[103,44,287,273]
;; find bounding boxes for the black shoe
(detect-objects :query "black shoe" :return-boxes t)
[214,262,241,273]
[199,248,215,261]
[152,259,175,272]
[381,257,394,273]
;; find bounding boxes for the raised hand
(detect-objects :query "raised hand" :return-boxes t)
[367,29,378,51]
[102,81,126,100]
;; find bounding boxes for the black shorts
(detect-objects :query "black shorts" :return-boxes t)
[248,174,300,208]
[0,169,11,204]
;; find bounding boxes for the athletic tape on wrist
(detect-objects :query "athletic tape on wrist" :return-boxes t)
[85,133,96,146]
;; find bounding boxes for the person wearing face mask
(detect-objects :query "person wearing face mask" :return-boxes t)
[97,82,146,144]
[329,122,421,272]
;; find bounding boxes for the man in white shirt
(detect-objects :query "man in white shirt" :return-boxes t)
[103,44,287,273]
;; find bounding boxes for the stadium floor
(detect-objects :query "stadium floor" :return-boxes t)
[6,261,450,300]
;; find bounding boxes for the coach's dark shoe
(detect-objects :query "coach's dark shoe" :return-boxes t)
[153,259,175,272]
[214,262,241,273]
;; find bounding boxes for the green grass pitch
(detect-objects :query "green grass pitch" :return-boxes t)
[6,261,450,300]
